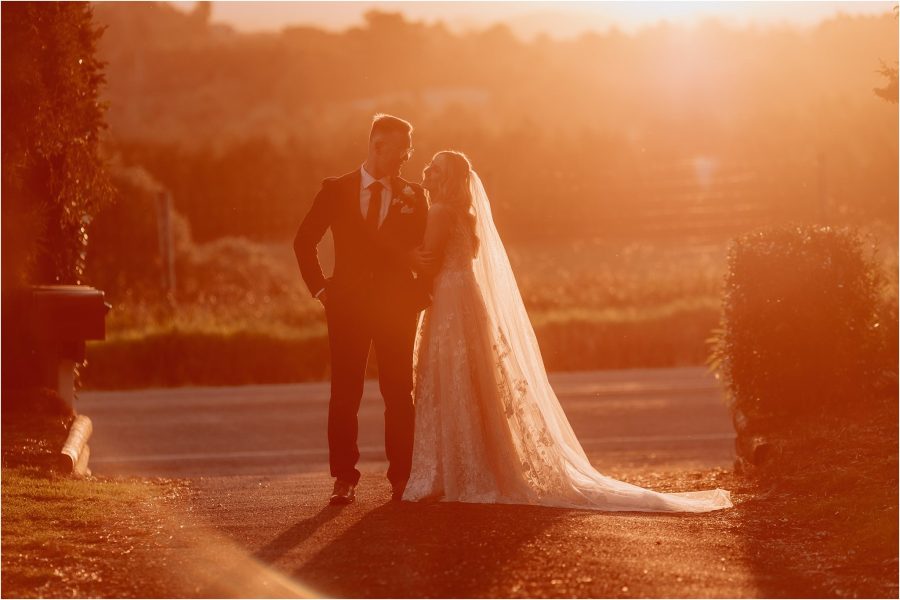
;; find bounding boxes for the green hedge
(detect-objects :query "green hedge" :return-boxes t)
[711,225,896,425]
[84,330,330,389]
[83,306,720,389]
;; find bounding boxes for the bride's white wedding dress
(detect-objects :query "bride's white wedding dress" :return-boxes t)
[403,172,732,512]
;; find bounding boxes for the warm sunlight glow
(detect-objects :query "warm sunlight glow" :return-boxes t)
[173,1,896,38]
[4,2,897,596]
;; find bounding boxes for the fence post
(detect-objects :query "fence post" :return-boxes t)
[156,190,176,306]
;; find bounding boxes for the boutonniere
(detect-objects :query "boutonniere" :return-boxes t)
[392,185,417,214]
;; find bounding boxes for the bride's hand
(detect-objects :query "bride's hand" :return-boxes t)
[409,247,437,273]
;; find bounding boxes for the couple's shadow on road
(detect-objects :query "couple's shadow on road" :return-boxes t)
[260,499,568,598]
[253,503,348,564]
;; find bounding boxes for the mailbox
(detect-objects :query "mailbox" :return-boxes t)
[27,285,109,361]
[3,285,110,406]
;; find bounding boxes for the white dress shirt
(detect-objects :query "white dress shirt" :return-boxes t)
[359,164,392,228]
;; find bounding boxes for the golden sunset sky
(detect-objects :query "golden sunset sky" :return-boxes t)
[172,1,896,38]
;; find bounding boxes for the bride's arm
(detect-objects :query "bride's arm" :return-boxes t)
[412,204,454,278]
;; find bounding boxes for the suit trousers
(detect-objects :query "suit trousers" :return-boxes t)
[324,293,418,487]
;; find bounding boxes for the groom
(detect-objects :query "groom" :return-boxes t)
[294,114,429,504]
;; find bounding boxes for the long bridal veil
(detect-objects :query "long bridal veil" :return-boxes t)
[467,171,732,512]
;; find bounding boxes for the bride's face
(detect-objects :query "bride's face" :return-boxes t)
[422,155,447,196]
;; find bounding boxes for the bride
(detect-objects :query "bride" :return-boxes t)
[402,150,732,512]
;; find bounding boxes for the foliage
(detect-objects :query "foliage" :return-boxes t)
[874,5,899,104]
[1,2,114,287]
[79,239,725,387]
[875,60,898,104]
[79,233,896,388]
[90,5,899,243]
[111,138,318,243]
[71,4,900,386]
[84,161,188,301]
[82,307,719,389]
[84,328,329,388]
[711,225,896,424]
[85,158,304,317]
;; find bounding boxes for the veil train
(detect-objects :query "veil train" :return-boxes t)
[466,171,732,512]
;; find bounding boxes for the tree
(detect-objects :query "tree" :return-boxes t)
[874,61,898,103]
[1,2,114,288]
[874,5,899,103]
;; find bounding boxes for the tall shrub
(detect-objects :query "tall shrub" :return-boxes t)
[711,225,893,424]
[1,2,113,287]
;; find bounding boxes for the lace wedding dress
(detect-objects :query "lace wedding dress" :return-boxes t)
[403,172,732,512]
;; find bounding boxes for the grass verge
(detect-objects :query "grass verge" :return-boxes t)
[735,398,899,597]
[0,387,189,598]
[1,468,189,598]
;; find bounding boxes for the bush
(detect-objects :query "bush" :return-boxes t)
[175,236,298,305]
[84,162,190,302]
[85,160,298,316]
[711,225,896,426]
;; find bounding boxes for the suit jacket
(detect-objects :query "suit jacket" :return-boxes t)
[294,168,430,314]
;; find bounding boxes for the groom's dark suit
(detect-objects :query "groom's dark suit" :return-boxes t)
[294,168,429,488]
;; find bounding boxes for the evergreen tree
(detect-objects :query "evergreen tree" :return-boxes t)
[2,2,114,287]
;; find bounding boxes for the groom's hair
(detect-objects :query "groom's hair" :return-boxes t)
[370,114,413,140]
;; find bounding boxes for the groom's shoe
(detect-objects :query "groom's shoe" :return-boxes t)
[390,482,407,502]
[329,479,356,505]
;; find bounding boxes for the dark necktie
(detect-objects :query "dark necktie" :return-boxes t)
[366,181,383,232]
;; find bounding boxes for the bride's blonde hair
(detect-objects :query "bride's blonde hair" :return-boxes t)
[432,150,472,208]
[431,150,479,254]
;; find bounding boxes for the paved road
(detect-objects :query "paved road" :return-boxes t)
[80,367,735,478]
[61,369,888,598]
[76,368,760,598]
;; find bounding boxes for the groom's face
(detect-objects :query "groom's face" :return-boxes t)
[368,130,413,178]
